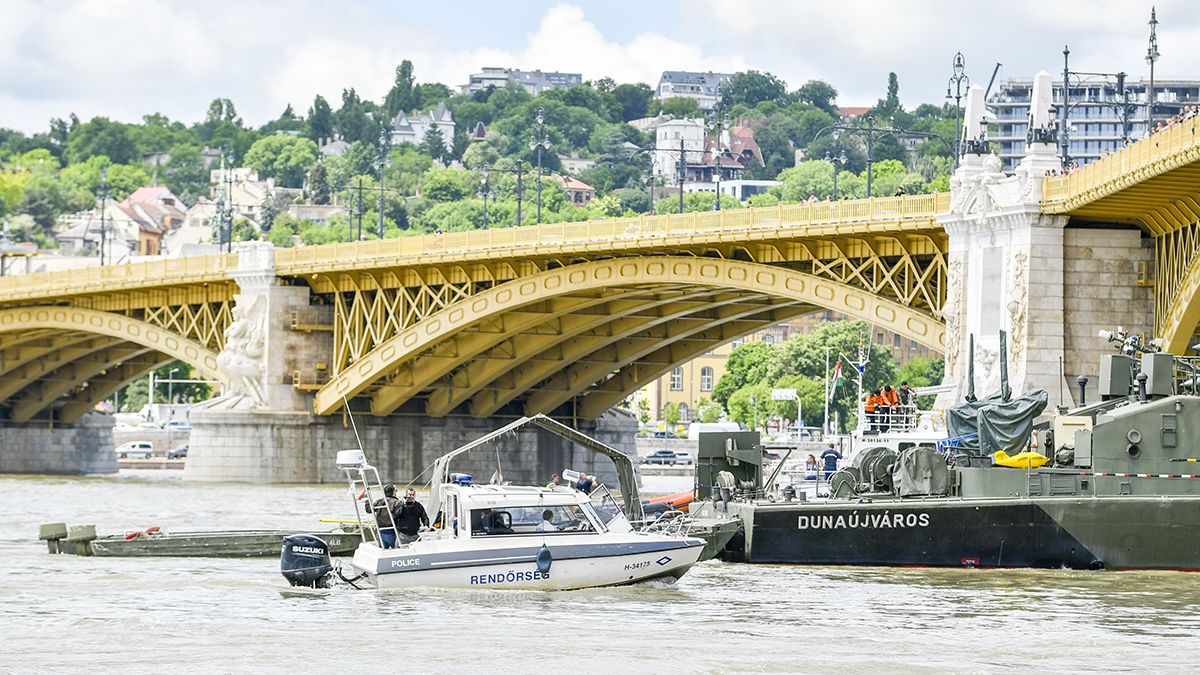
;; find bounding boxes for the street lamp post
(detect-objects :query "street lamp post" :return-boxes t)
[678,135,686,214]
[97,166,109,266]
[354,177,364,241]
[376,125,390,238]
[710,109,728,210]
[530,107,551,224]
[1146,7,1160,131]
[167,367,179,409]
[1061,46,1071,166]
[224,151,235,253]
[823,133,849,200]
[946,52,970,165]
[478,163,491,227]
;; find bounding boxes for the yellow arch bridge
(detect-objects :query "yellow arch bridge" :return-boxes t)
[0,115,1198,423]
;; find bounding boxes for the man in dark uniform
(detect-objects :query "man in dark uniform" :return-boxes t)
[394,488,430,545]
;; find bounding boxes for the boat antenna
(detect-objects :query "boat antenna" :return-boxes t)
[340,388,366,453]
[494,446,505,484]
[966,334,977,402]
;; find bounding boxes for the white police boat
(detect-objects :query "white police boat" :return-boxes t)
[335,416,705,591]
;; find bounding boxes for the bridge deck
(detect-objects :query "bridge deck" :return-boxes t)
[0,194,950,304]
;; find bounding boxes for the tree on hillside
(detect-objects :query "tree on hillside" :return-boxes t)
[336,88,373,145]
[67,117,136,165]
[793,80,839,116]
[659,97,701,119]
[307,161,330,204]
[611,83,654,121]
[383,60,418,119]
[873,72,902,119]
[720,70,789,108]
[162,145,210,204]
[308,95,335,143]
[244,135,319,188]
[420,125,446,161]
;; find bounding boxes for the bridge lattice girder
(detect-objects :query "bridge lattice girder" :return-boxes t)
[309,252,947,418]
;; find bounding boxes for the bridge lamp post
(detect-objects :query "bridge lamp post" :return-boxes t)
[478,163,492,228]
[376,125,391,239]
[946,52,970,166]
[530,107,551,224]
[823,145,849,200]
[1146,7,1160,132]
[223,150,235,253]
[709,108,729,210]
[97,165,110,266]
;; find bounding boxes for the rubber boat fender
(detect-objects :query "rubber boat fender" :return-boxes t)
[536,544,553,573]
[123,530,143,540]
[144,526,161,535]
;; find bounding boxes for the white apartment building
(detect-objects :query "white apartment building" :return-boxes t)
[656,71,732,110]
[989,76,1200,171]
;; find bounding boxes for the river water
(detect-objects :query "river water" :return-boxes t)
[4,470,1200,674]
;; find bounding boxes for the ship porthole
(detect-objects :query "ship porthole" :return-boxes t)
[1127,443,1141,458]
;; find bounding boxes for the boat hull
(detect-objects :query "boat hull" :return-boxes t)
[723,496,1200,570]
[353,537,706,590]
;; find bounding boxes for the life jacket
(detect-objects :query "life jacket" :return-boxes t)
[883,389,899,407]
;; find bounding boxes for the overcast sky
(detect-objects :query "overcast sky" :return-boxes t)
[2,0,1195,134]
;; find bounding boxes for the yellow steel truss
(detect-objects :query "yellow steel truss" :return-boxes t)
[312,256,947,417]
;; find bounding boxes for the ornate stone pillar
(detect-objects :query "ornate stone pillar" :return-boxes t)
[937,149,1071,410]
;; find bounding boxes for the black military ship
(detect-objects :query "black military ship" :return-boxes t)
[697,331,1200,570]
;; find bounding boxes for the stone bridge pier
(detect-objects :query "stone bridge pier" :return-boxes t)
[184,242,636,485]
[937,80,1154,409]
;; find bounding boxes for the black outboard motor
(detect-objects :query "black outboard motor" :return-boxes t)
[280,534,333,588]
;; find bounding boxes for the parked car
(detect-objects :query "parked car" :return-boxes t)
[116,441,154,460]
[167,444,188,460]
[651,431,678,439]
[641,449,693,465]
[164,420,192,431]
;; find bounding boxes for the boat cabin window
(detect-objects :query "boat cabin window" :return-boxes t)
[588,485,625,527]
[470,505,597,536]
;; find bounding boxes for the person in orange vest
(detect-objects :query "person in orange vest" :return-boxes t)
[865,389,885,431]
[880,385,900,431]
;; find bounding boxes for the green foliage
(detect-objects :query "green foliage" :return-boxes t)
[664,401,681,426]
[713,341,774,407]
[611,83,654,121]
[637,397,651,424]
[420,125,447,161]
[792,80,839,115]
[659,97,701,118]
[720,70,789,108]
[696,397,724,423]
[67,117,136,165]
[898,355,945,408]
[383,60,418,119]
[244,135,318,188]
[654,191,739,214]
[766,320,898,432]
[308,95,335,143]
[727,381,773,432]
[116,360,211,412]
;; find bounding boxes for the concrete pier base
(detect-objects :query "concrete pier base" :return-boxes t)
[0,413,116,474]
[184,408,637,485]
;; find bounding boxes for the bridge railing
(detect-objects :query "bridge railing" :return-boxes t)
[275,192,950,270]
[0,253,237,300]
[1044,115,1200,204]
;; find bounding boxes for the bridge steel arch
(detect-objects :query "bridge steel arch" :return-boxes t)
[313,256,946,418]
[0,306,222,422]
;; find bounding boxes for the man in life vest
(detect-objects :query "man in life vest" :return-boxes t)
[881,385,899,430]
[865,390,885,431]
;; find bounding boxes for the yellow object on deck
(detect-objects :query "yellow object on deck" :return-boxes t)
[992,450,1050,469]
